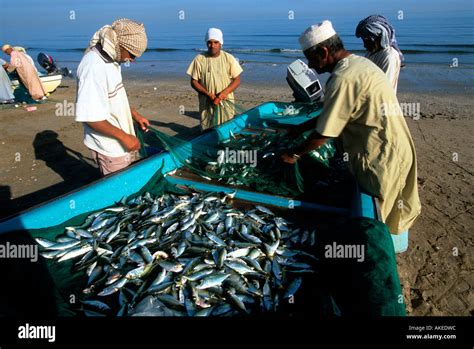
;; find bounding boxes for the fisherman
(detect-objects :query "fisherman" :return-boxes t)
[355,15,403,93]
[187,28,243,130]
[281,20,421,246]
[1,44,46,100]
[0,58,15,103]
[12,46,38,73]
[75,18,150,176]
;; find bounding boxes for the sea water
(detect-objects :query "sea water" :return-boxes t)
[1,4,472,93]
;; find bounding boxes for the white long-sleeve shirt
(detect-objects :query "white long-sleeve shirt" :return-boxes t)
[366,47,401,93]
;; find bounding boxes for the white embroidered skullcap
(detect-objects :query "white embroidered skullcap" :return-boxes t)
[299,20,337,51]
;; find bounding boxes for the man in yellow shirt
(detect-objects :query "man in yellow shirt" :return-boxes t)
[282,20,421,250]
[187,28,243,130]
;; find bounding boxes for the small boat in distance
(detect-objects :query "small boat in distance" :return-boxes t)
[11,72,63,94]
[10,52,72,94]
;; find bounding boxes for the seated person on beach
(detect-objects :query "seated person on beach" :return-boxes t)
[0,58,15,104]
[75,18,150,176]
[355,15,404,93]
[281,20,421,242]
[187,28,243,130]
[1,44,46,101]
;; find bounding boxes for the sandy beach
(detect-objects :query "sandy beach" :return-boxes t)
[0,75,472,316]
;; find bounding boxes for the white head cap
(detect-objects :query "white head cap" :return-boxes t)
[299,20,337,51]
[1,44,12,52]
[205,28,224,45]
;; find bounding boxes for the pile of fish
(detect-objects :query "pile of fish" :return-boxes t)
[184,132,306,196]
[36,190,317,316]
[181,131,338,197]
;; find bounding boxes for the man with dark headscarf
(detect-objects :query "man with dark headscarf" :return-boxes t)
[75,18,150,175]
[355,15,403,93]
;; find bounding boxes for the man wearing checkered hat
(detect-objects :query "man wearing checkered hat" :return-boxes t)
[75,18,150,175]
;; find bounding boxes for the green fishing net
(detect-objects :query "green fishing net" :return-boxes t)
[136,99,336,197]
[317,217,406,316]
[0,165,180,318]
[146,127,304,196]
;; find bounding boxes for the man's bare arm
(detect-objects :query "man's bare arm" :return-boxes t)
[218,75,241,99]
[292,131,329,156]
[190,78,216,100]
[281,131,329,164]
[130,107,150,131]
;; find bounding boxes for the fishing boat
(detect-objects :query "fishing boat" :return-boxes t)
[0,101,405,317]
[0,101,381,234]
[11,72,62,94]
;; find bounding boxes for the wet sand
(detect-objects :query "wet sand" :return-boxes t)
[0,76,472,316]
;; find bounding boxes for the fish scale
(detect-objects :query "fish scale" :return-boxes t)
[38,189,317,316]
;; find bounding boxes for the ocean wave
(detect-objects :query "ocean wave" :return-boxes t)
[144,48,182,52]
[409,44,474,48]
[23,46,474,55]
[25,47,183,52]
[402,49,474,54]
[194,47,473,55]
[227,48,302,54]
[26,47,85,52]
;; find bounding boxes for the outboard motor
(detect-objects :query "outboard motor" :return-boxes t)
[286,59,324,103]
[37,52,72,77]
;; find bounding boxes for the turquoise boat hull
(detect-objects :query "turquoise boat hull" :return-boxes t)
[0,102,380,234]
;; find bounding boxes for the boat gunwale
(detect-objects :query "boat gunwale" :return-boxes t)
[0,101,379,233]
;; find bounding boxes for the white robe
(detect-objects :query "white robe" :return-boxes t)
[0,58,14,102]
[366,47,401,93]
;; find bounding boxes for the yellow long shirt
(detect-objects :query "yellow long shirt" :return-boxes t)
[316,54,421,234]
[187,51,243,130]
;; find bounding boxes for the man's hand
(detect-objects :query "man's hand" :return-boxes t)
[281,132,329,165]
[207,92,216,101]
[213,97,222,106]
[217,90,229,101]
[120,134,141,152]
[281,152,297,164]
[131,108,150,132]
[134,114,150,132]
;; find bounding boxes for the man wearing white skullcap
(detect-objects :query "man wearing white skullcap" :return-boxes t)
[75,18,151,176]
[187,28,243,130]
[299,20,337,52]
[205,28,224,45]
[282,20,421,251]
